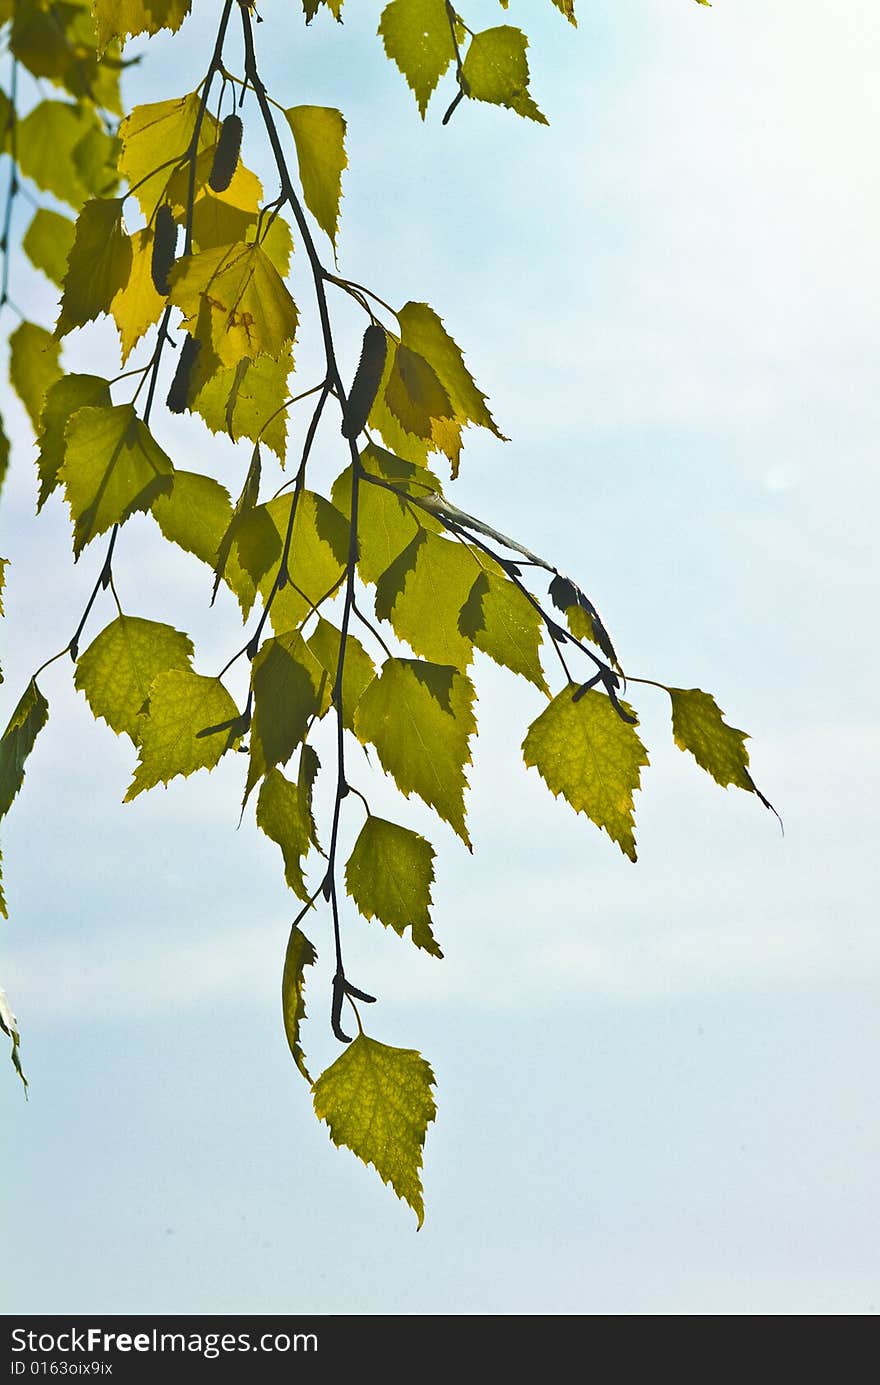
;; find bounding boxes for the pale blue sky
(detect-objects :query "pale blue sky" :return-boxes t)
[2,0,878,1314]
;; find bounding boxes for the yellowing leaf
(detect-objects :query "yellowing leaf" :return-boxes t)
[397,302,503,441]
[378,0,456,118]
[459,569,548,691]
[61,403,174,556]
[354,657,476,846]
[461,26,548,125]
[119,92,202,220]
[36,375,113,511]
[56,198,133,338]
[8,322,62,432]
[256,749,322,902]
[345,816,441,957]
[74,615,193,741]
[247,633,327,800]
[0,679,49,821]
[125,669,239,799]
[377,530,477,670]
[110,226,166,361]
[522,686,648,861]
[313,1034,436,1226]
[669,689,757,794]
[168,242,298,367]
[285,105,347,249]
[282,925,317,1082]
[22,208,75,287]
[92,0,192,53]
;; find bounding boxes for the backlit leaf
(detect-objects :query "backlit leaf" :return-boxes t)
[168,242,298,368]
[61,403,174,556]
[461,26,548,125]
[282,925,317,1082]
[459,569,548,691]
[668,688,757,794]
[313,1034,436,1226]
[285,105,347,249]
[522,686,648,861]
[0,679,49,821]
[378,0,456,118]
[150,470,253,608]
[307,617,375,730]
[377,531,476,669]
[233,490,349,629]
[331,443,442,584]
[345,816,441,956]
[190,350,292,461]
[93,0,192,53]
[74,615,193,741]
[119,92,203,221]
[17,100,111,208]
[125,669,239,799]
[36,375,113,512]
[22,208,75,288]
[354,657,476,846]
[56,198,133,338]
[257,750,321,901]
[110,226,166,361]
[246,632,327,800]
[8,322,63,432]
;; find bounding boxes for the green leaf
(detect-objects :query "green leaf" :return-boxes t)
[282,925,317,1083]
[125,669,239,800]
[307,617,375,730]
[378,0,456,118]
[284,105,347,250]
[668,688,758,794]
[522,686,648,861]
[109,226,166,362]
[313,1034,436,1226]
[459,569,548,691]
[150,470,253,608]
[0,416,8,504]
[168,242,298,368]
[397,302,504,442]
[256,749,321,901]
[247,633,327,800]
[0,679,49,821]
[36,374,112,511]
[74,615,193,741]
[22,208,76,288]
[189,350,292,461]
[8,322,63,432]
[345,816,441,956]
[384,344,452,439]
[92,0,192,53]
[354,657,476,846]
[0,984,27,1093]
[377,531,476,670]
[461,27,548,125]
[56,198,133,338]
[61,403,174,557]
[17,100,112,208]
[331,443,442,584]
[233,490,349,630]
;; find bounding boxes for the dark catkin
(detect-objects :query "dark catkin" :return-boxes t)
[166,335,201,414]
[150,205,178,296]
[341,324,388,439]
[208,114,243,193]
